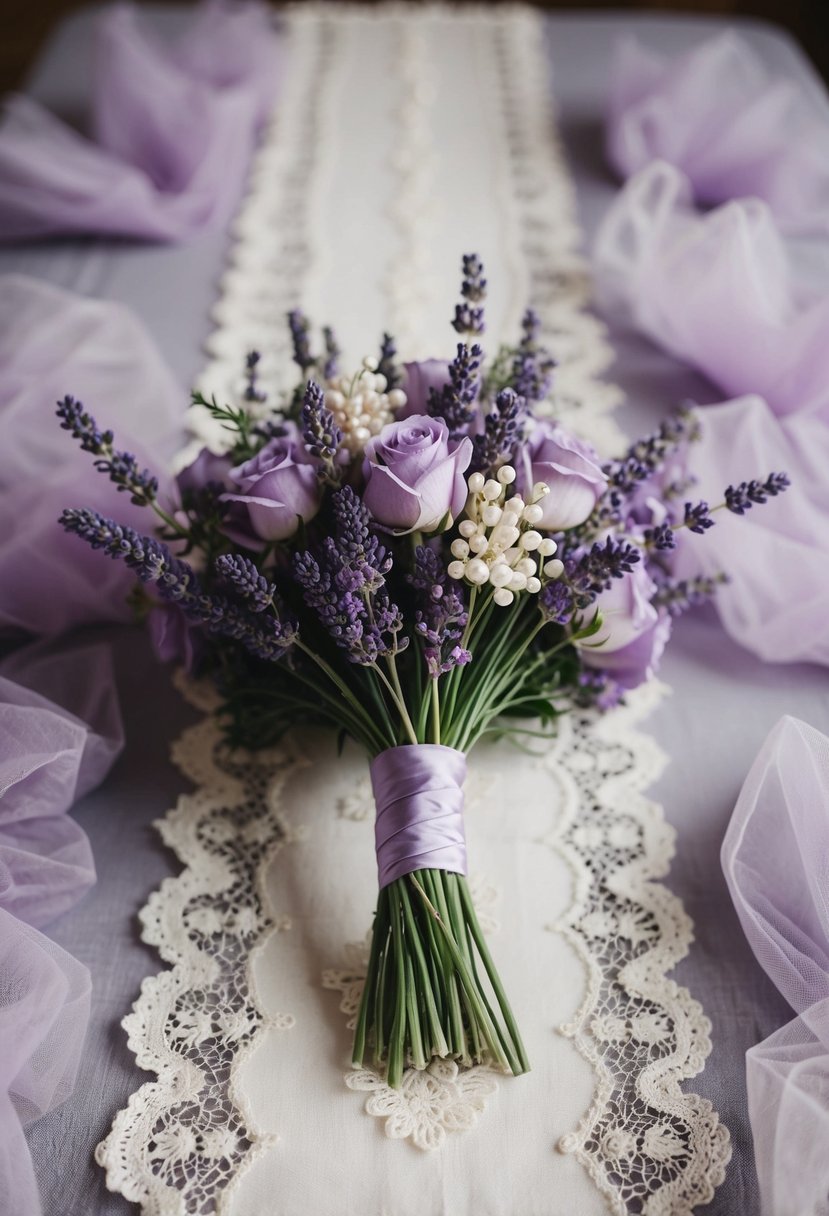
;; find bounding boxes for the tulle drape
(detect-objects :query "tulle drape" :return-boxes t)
[0,0,280,242]
[722,718,829,1216]
[0,645,123,1216]
[606,32,829,235]
[0,274,181,636]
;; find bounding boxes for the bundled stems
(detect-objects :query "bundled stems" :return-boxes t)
[352,867,529,1086]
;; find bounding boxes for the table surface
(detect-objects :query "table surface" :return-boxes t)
[6,7,829,1215]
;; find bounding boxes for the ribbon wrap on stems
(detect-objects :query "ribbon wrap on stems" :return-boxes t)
[370,744,467,889]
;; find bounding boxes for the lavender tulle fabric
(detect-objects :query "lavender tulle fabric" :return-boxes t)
[0,0,279,242]
[722,717,829,1216]
[0,274,180,636]
[606,32,829,234]
[593,161,829,667]
[370,745,468,888]
[0,643,123,1216]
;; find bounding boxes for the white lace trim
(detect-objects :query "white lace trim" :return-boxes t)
[97,5,731,1212]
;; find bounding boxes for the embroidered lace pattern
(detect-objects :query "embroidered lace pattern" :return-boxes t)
[96,6,730,1213]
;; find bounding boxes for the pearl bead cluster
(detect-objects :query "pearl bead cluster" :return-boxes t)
[446,466,565,607]
[324,356,407,455]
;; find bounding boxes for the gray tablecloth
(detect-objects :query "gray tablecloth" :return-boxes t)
[7,8,829,1214]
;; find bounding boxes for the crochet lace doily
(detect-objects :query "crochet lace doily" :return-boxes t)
[97,6,730,1213]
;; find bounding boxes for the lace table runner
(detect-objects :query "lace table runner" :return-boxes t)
[97,6,731,1213]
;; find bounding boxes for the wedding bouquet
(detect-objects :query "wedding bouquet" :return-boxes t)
[58,256,786,1087]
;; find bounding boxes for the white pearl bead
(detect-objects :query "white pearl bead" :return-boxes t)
[490,524,520,550]
[327,390,345,409]
[520,530,542,551]
[388,389,407,409]
[483,479,502,501]
[489,563,513,588]
[523,504,543,525]
[466,558,490,585]
[458,520,477,538]
[497,464,516,485]
[374,374,388,393]
[509,571,528,592]
[447,560,466,580]
[526,576,541,594]
[363,356,379,371]
[537,538,557,557]
[468,534,489,554]
[450,539,469,559]
[481,504,502,527]
[544,559,565,579]
[493,587,514,607]
[468,472,486,493]
[517,557,536,577]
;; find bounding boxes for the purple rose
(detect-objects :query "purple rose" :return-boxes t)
[176,447,233,496]
[518,421,608,531]
[363,415,473,533]
[220,426,321,542]
[579,564,671,690]
[398,360,451,419]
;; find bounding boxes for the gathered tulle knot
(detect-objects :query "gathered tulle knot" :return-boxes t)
[370,744,467,888]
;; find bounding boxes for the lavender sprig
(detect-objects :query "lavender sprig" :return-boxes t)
[566,537,641,609]
[60,508,296,660]
[322,326,341,380]
[452,253,487,335]
[243,351,267,403]
[725,473,790,514]
[56,396,158,506]
[409,545,470,678]
[428,342,483,437]
[287,309,316,373]
[604,409,699,496]
[683,500,715,533]
[642,522,676,551]
[377,331,402,390]
[301,380,343,485]
[471,388,528,474]
[293,486,405,665]
[214,554,274,613]
[653,573,729,616]
[511,309,556,405]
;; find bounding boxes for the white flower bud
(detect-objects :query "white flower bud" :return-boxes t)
[468,471,486,493]
[450,538,470,559]
[489,562,513,588]
[520,530,542,551]
[493,587,514,607]
[388,389,407,409]
[374,374,388,393]
[526,576,542,594]
[497,464,516,485]
[483,479,502,501]
[468,533,488,554]
[522,504,543,525]
[353,426,371,446]
[327,390,345,410]
[481,504,502,527]
[447,560,466,580]
[362,356,379,371]
[490,524,520,550]
[458,519,477,538]
[544,558,565,579]
[516,557,536,577]
[537,538,557,557]
[531,482,550,501]
[509,571,528,592]
[466,557,490,585]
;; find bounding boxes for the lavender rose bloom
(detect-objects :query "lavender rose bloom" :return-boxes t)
[221,425,320,542]
[363,415,473,533]
[519,420,608,531]
[579,564,671,690]
[398,360,451,419]
[176,447,233,496]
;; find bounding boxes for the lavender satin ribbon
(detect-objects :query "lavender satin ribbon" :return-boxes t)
[370,744,468,889]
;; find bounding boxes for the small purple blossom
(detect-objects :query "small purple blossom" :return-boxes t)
[539,579,574,625]
[452,253,487,335]
[725,472,790,514]
[322,326,340,380]
[604,410,699,497]
[511,309,556,405]
[243,351,267,403]
[378,332,402,390]
[428,342,483,437]
[566,537,642,609]
[409,545,469,678]
[653,573,729,617]
[642,522,675,551]
[287,308,315,373]
[215,554,275,612]
[293,486,406,665]
[301,380,343,485]
[57,396,158,506]
[472,388,528,475]
[683,500,715,533]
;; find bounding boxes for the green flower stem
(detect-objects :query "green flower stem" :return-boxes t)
[388,885,407,1089]
[295,641,392,752]
[430,678,441,745]
[398,880,449,1057]
[374,660,419,746]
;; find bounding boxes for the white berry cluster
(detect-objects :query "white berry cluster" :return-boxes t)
[446,466,565,607]
[324,357,407,455]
